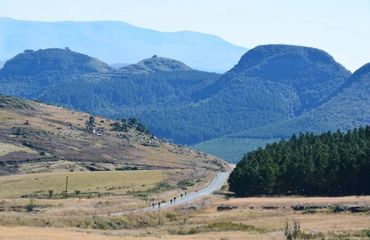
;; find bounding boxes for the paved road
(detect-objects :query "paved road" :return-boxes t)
[111,171,229,216]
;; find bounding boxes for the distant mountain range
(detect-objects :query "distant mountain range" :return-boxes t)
[0,45,369,163]
[0,17,247,72]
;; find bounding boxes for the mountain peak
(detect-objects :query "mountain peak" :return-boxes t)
[118,56,192,74]
[228,44,348,76]
[0,48,113,76]
[193,44,350,117]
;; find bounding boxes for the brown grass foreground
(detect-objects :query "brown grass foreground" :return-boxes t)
[1,195,370,239]
[0,226,282,240]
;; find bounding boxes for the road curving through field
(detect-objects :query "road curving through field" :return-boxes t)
[111,171,230,216]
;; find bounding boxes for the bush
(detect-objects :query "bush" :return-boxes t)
[284,219,301,240]
[165,213,177,221]
[25,199,35,212]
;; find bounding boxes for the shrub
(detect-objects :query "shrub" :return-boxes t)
[25,199,35,212]
[284,219,302,240]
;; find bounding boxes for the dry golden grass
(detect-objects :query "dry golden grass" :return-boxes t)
[1,195,370,239]
[0,226,122,240]
[0,226,283,240]
[224,195,370,207]
[0,170,166,198]
[187,195,370,236]
[0,109,18,121]
[0,99,227,174]
[0,142,37,156]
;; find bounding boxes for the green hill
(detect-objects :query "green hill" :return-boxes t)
[145,45,350,143]
[235,62,370,138]
[200,62,370,162]
[0,48,112,98]
[118,55,192,74]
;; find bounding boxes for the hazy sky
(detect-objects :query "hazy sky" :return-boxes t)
[0,0,369,71]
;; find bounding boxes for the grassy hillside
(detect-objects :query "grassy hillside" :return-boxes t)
[0,94,227,175]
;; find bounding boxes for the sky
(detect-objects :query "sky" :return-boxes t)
[0,0,369,71]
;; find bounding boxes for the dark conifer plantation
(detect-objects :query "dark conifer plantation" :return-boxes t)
[229,126,370,196]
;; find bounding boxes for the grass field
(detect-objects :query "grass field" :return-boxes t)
[0,170,166,199]
[0,226,282,240]
[1,195,370,239]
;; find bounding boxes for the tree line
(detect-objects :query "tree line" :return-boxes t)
[228,126,370,196]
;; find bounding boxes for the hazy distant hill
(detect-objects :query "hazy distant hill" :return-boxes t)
[0,60,4,69]
[0,17,246,72]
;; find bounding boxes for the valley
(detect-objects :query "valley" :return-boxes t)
[0,11,370,239]
[0,95,235,239]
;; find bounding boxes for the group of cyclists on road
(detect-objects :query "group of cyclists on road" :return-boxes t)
[151,189,198,209]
